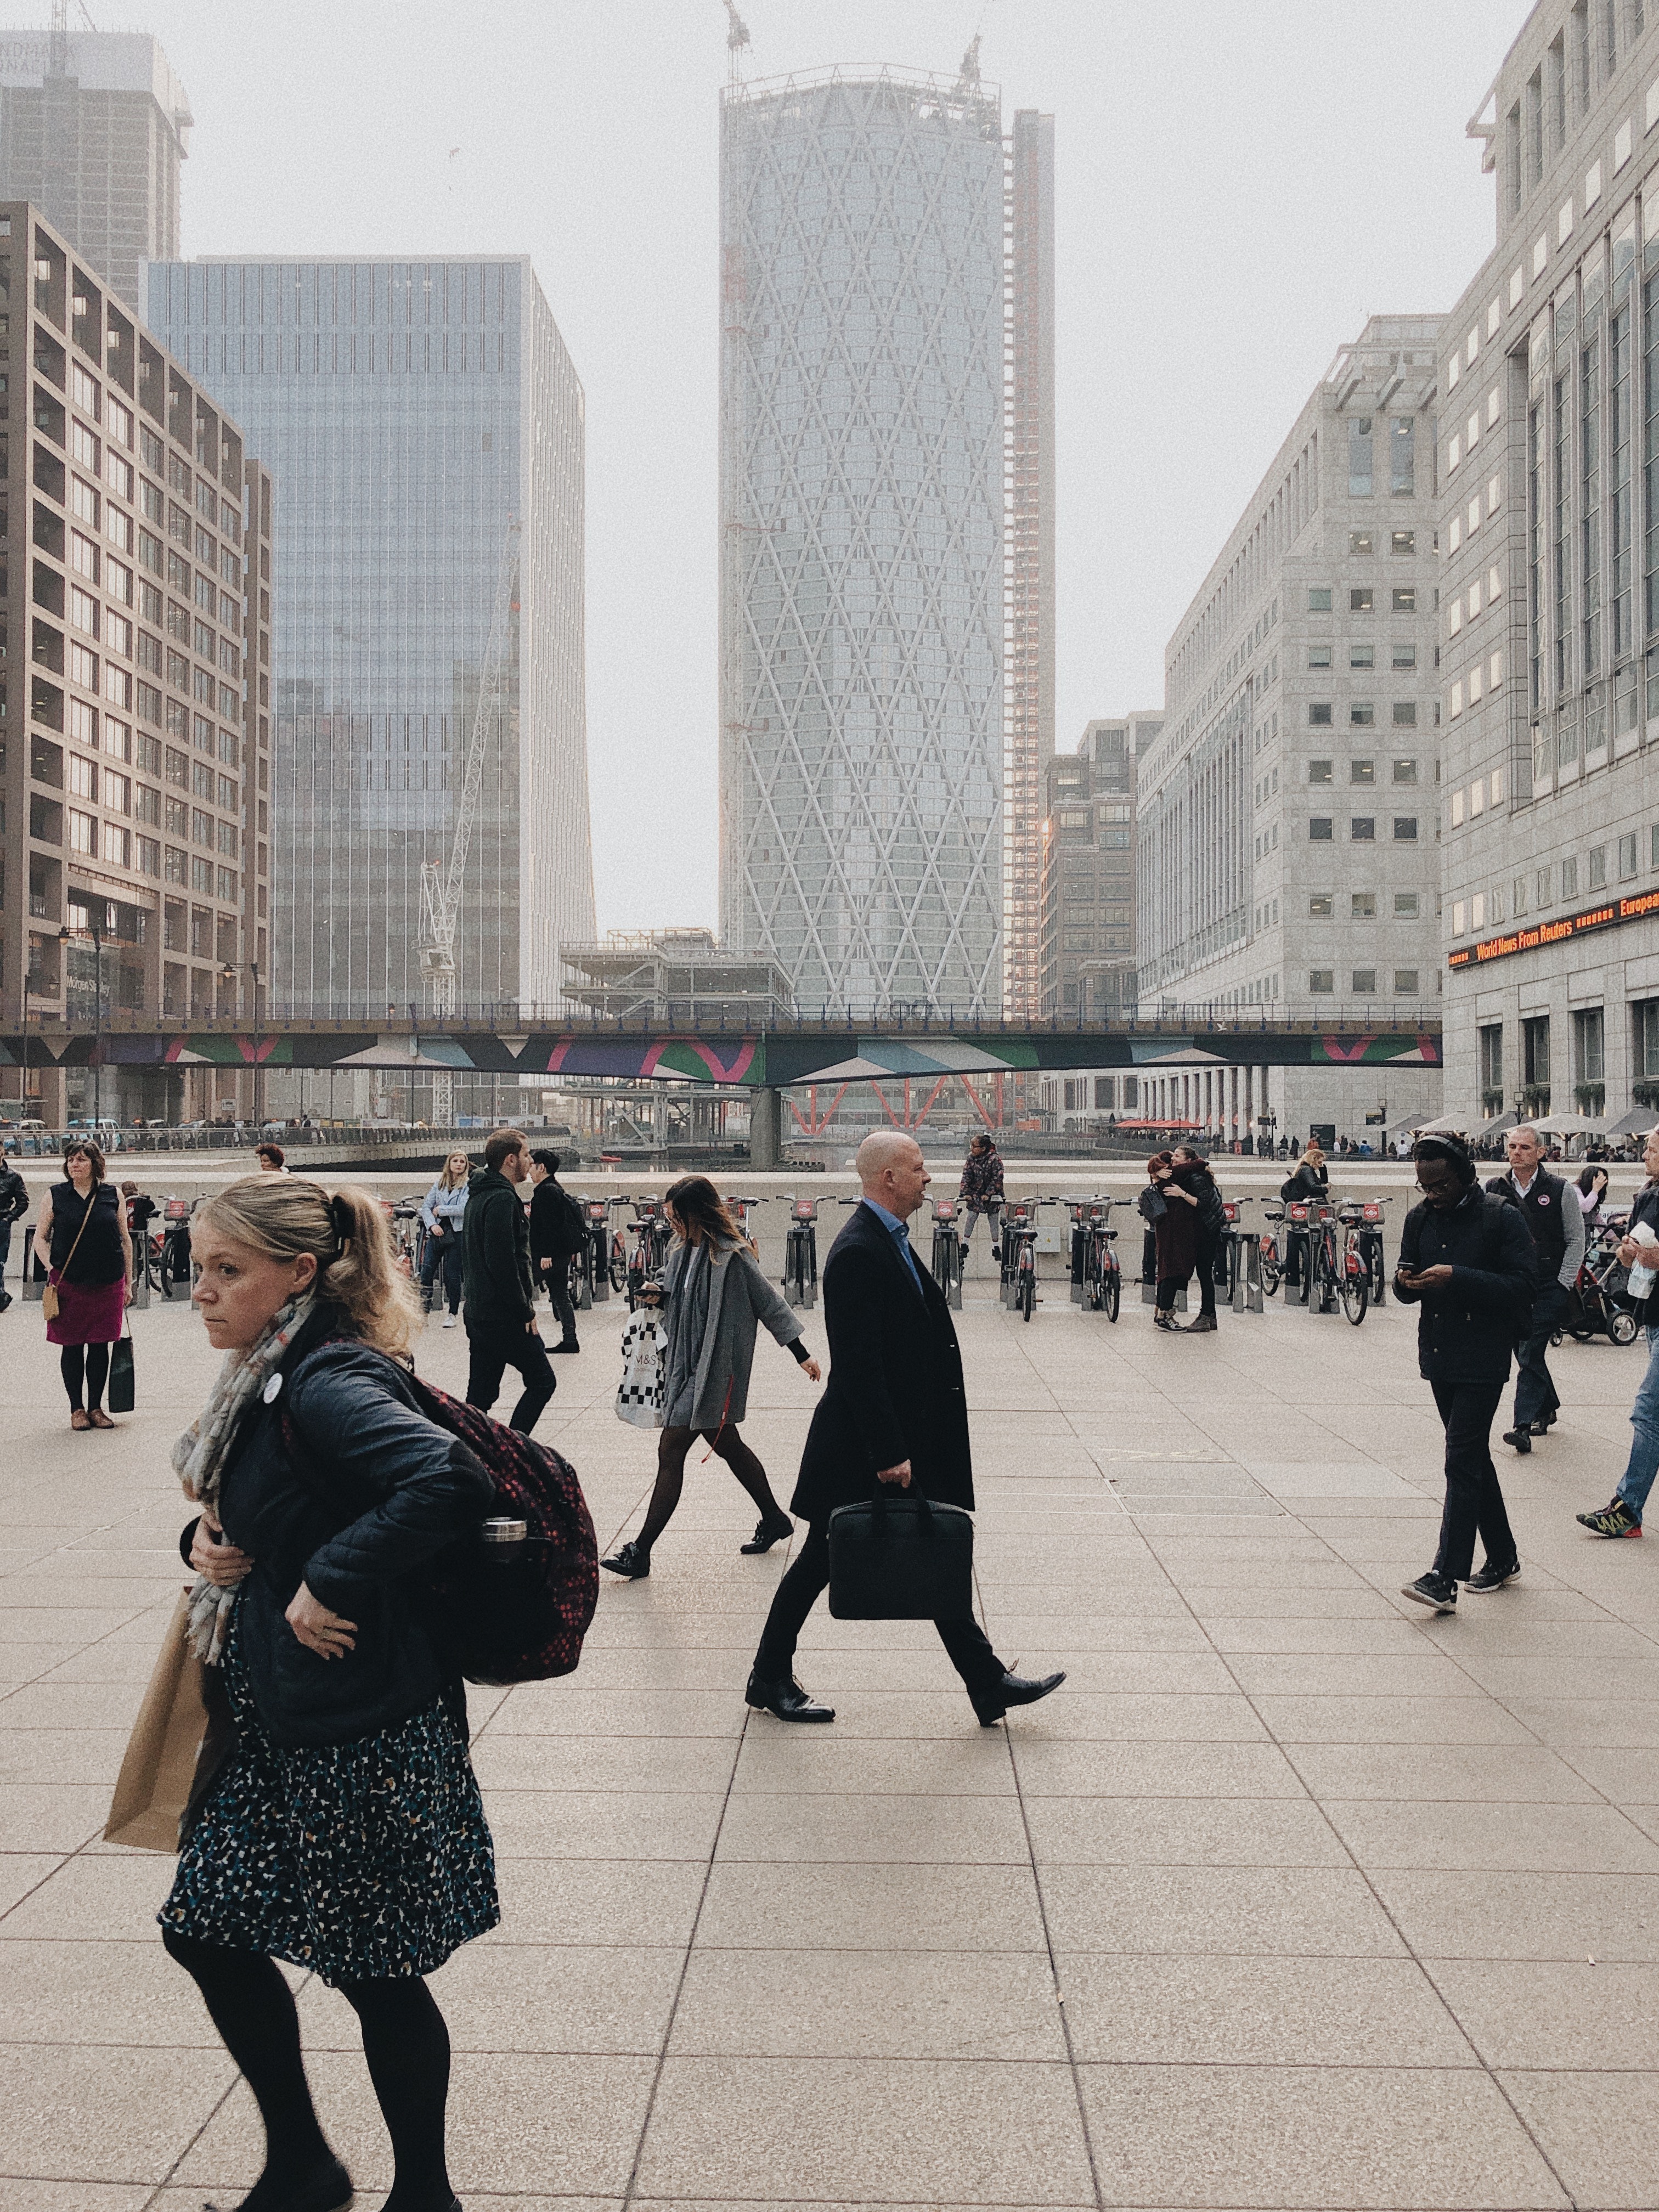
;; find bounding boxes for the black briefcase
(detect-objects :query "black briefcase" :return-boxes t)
[826,1485,974,1620]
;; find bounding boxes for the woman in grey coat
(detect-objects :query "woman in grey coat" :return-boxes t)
[601,1176,821,1578]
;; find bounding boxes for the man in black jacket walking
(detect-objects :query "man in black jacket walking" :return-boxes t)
[746,1130,1065,1726]
[462,1127,555,1433]
[0,1156,26,1310]
[1395,1135,1538,1612]
[1486,1123,1583,1452]
[528,1148,582,1354]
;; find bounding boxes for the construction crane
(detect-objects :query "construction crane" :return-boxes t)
[417,516,520,1124]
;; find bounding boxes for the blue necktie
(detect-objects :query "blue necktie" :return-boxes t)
[893,1221,925,1294]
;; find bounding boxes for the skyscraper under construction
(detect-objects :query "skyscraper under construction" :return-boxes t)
[719,55,1042,1017]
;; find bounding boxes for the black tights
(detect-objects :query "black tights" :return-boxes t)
[634,1422,786,1556]
[61,1341,109,1410]
[162,1928,454,2211]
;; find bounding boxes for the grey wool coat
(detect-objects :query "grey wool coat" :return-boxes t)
[658,1237,804,1429]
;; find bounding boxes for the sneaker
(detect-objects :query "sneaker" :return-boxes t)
[0,1289,12,1312]
[1466,1558,1521,1592]
[990,1244,1001,1261]
[1576,1499,1644,1538]
[1401,1571,1458,1612]
[1530,1416,1555,1436]
[1501,1426,1532,1455]
[442,1312,458,1328]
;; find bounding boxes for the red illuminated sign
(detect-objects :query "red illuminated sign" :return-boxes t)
[1447,886,1659,969]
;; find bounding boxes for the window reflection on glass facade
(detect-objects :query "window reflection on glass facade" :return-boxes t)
[719,69,1004,1014]
[146,258,594,1014]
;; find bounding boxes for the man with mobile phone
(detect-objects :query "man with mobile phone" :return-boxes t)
[1393,1134,1537,1613]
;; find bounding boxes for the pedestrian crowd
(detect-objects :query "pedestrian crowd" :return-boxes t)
[13,1110,1659,2209]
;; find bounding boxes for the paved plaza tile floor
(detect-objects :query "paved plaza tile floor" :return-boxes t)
[3,1242,1659,2209]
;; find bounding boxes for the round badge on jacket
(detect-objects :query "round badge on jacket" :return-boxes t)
[262,1373,284,1404]
[1537,1194,1551,1205]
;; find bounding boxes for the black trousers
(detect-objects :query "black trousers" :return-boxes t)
[465,1325,556,1434]
[1513,1280,1567,1427]
[540,1262,577,1344]
[1430,1377,1516,1580]
[753,1516,1005,1698]
[1195,1232,1220,1319]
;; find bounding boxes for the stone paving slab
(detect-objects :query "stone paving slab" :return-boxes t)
[2,1252,1657,2207]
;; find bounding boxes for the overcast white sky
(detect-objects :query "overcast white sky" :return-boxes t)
[75,0,1534,931]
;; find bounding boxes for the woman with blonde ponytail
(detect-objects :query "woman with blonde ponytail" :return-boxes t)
[159,1173,494,2212]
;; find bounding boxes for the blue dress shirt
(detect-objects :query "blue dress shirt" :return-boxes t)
[862,1196,927,1295]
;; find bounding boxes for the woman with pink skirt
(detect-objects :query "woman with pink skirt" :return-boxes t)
[37,1138,131,1429]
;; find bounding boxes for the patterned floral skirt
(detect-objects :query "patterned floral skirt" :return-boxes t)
[159,1612,499,1984]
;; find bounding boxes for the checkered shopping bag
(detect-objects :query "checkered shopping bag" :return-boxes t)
[616,1313,669,1429]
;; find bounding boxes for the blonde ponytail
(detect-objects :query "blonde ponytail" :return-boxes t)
[193,1176,425,1359]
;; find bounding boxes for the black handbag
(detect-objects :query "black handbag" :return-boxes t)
[826,1483,974,1620]
[108,1323,136,1415]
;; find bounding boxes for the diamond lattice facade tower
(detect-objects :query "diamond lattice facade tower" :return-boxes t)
[719,66,1005,1015]
[1005,106,1056,1019]
[146,257,594,1017]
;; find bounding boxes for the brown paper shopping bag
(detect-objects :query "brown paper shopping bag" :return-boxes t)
[104,1591,232,1852]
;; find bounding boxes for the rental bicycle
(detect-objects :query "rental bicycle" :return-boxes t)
[999,1196,1049,1322]
[1075,1197,1121,1321]
[928,1195,965,1308]
[625,1197,673,1310]
[1257,1200,1284,1298]
[574,1195,622,1307]
[781,1193,825,1309]
[1319,1201,1370,1325]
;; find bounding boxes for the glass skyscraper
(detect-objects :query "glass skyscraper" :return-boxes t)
[145,257,594,1015]
[719,66,1005,1015]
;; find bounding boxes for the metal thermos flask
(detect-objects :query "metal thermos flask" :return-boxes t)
[480,1515,528,1562]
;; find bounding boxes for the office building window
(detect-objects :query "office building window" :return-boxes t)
[1351,644,1375,669]
[1351,891,1376,918]
[1350,531,1374,556]
[1636,998,1659,1080]
[1307,644,1331,669]
[1352,968,1378,995]
[1310,969,1335,994]
[1308,587,1332,612]
[1479,1022,1504,1099]
[1392,586,1417,612]
[1392,816,1419,840]
[1395,969,1420,995]
[1392,758,1418,783]
[1393,701,1418,726]
[1620,831,1639,877]
[1351,760,1376,784]
[1575,1005,1606,1085]
[1309,703,1333,725]
[1309,817,1334,840]
[1391,529,1416,554]
[1523,1013,1551,1091]
[1348,417,1374,496]
[1351,817,1375,840]
[1351,588,1374,613]
[1589,844,1608,888]
[1514,875,1528,915]
[1308,760,1333,783]
[1392,643,1417,669]
[1394,892,1420,917]
[1390,419,1415,495]
[1308,893,1334,918]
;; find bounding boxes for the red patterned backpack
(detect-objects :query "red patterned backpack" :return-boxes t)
[281,1346,599,1685]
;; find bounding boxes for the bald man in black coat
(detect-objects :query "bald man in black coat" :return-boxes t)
[745,1131,1065,1727]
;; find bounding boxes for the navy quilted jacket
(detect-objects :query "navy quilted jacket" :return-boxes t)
[179,1306,493,1746]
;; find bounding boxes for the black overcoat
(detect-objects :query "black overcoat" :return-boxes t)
[791,1200,973,1520]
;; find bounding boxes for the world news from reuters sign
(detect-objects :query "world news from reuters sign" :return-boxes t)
[1447,885,1659,969]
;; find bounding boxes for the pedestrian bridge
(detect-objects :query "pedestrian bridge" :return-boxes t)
[2,1010,1441,1084]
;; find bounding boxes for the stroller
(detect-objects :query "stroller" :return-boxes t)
[1556,1212,1640,1347]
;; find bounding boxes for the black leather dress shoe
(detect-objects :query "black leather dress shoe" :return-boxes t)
[972,1669,1066,1726]
[600,1540,650,1578]
[745,1668,834,1722]
[204,2155,354,2211]
[1502,1426,1532,1454]
[740,1515,793,1555]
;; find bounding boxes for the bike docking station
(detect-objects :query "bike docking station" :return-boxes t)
[19,1226,41,1303]
[1221,1204,1265,1317]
